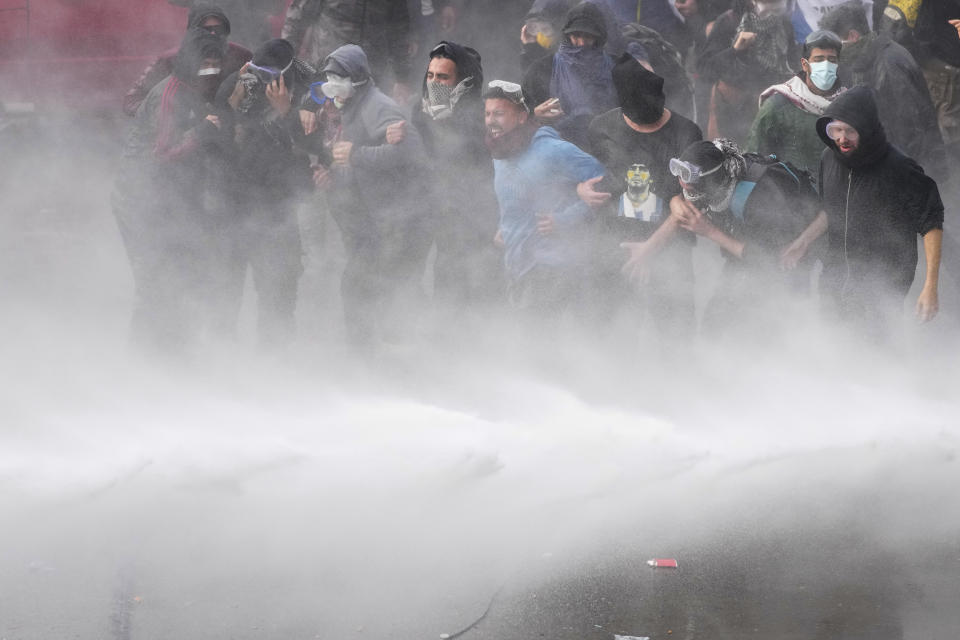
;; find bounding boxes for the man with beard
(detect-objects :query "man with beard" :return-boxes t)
[698,0,799,142]
[484,80,605,322]
[123,3,252,117]
[212,39,316,348]
[112,28,227,352]
[813,87,944,342]
[522,1,620,149]
[747,29,846,175]
[581,54,701,348]
[311,44,427,350]
[821,1,949,187]
[399,41,502,326]
[667,139,820,339]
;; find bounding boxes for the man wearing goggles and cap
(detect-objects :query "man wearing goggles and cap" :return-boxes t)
[666,139,820,339]
[811,86,944,342]
[482,79,605,323]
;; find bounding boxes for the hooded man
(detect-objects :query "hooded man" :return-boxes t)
[747,29,846,174]
[311,44,428,349]
[668,138,820,338]
[583,53,702,346]
[484,80,606,322]
[113,28,228,351]
[522,1,621,149]
[403,41,503,321]
[820,0,949,188]
[698,0,800,142]
[210,39,316,347]
[123,3,252,117]
[168,0,278,50]
[813,86,944,341]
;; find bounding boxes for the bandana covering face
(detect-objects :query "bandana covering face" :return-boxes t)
[422,76,475,120]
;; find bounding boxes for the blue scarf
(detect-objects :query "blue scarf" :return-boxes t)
[549,43,618,122]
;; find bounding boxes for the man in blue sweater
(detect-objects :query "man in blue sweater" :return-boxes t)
[483,80,605,320]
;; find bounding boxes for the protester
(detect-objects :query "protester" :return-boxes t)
[746,29,845,174]
[698,0,799,141]
[523,2,621,150]
[167,0,277,50]
[112,28,227,351]
[281,0,412,101]
[814,86,944,341]
[583,54,701,346]
[668,139,820,338]
[211,39,315,347]
[484,80,605,324]
[404,41,502,323]
[124,3,252,118]
[310,44,428,350]
[820,0,949,187]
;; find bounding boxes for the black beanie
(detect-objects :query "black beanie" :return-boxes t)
[253,39,295,70]
[679,140,724,173]
[612,53,665,125]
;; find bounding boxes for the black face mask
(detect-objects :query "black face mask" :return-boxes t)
[623,94,664,125]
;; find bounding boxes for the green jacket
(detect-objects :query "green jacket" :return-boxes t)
[746,92,824,176]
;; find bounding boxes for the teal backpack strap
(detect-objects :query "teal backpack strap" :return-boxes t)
[730,180,757,220]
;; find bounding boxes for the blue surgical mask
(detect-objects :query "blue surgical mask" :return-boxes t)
[808,60,838,91]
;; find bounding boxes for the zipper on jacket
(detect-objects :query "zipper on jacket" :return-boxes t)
[842,168,852,290]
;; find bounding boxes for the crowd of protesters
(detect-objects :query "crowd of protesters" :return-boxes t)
[113,0,954,355]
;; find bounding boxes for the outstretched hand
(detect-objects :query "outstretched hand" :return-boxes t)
[577,176,612,208]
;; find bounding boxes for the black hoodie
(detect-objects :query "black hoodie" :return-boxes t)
[816,86,944,298]
[409,41,497,235]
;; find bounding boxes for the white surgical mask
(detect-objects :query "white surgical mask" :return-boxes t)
[322,73,356,107]
[808,60,838,91]
[197,67,221,76]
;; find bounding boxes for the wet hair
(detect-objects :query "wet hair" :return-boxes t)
[819,1,870,39]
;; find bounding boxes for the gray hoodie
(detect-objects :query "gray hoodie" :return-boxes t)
[325,45,426,221]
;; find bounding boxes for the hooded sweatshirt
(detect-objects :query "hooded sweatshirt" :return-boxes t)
[123,3,252,117]
[322,44,426,222]
[816,86,944,298]
[410,42,497,234]
[522,2,619,149]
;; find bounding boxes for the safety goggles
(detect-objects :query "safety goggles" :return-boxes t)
[824,121,860,143]
[669,157,722,184]
[247,59,294,84]
[483,80,528,111]
[202,23,228,37]
[430,42,455,59]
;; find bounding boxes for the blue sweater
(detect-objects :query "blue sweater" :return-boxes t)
[493,126,605,281]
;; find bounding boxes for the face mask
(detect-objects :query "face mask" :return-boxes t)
[422,76,474,120]
[808,60,838,91]
[623,94,665,125]
[322,73,356,107]
[197,67,221,76]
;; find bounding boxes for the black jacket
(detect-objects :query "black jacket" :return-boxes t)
[840,32,948,187]
[816,86,944,298]
[410,42,497,235]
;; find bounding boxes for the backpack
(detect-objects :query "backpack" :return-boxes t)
[730,153,817,221]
